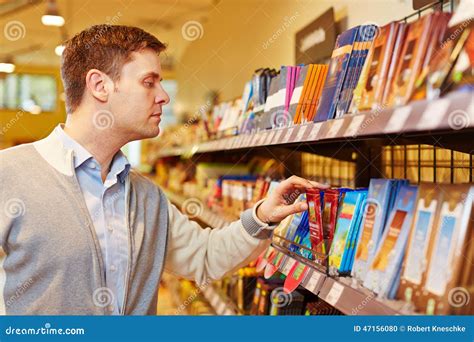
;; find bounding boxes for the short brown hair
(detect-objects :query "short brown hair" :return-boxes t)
[61,25,166,113]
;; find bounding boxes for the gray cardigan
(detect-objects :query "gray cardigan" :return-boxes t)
[0,130,272,315]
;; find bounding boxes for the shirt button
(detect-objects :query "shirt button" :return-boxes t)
[110,265,117,272]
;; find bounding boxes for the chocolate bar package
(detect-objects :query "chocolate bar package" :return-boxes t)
[364,185,418,298]
[397,183,443,308]
[352,179,406,282]
[419,185,474,314]
[328,189,367,275]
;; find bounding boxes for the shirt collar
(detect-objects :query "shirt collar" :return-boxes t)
[53,124,131,183]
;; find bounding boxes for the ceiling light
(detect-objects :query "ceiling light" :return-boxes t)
[41,0,64,27]
[0,63,15,73]
[55,44,65,56]
[0,56,15,73]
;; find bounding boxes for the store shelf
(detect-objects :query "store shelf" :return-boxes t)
[202,284,240,315]
[162,188,418,315]
[162,189,232,229]
[156,91,473,158]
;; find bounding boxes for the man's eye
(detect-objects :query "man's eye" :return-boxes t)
[144,81,154,88]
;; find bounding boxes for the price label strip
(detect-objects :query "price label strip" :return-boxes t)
[281,257,297,276]
[307,123,322,141]
[273,128,286,144]
[345,115,365,137]
[283,127,296,143]
[265,130,277,145]
[384,106,412,134]
[302,269,323,294]
[295,124,309,142]
[324,119,344,139]
[325,282,344,307]
[417,98,451,130]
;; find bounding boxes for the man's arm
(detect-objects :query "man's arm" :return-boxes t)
[164,176,328,285]
[164,198,272,285]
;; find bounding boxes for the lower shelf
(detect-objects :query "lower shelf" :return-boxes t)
[162,188,416,315]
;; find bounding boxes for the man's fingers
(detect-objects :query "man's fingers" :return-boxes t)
[284,175,329,189]
[276,201,308,219]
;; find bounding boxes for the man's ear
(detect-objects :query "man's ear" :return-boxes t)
[85,69,112,103]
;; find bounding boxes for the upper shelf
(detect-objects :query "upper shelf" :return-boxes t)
[156,92,473,158]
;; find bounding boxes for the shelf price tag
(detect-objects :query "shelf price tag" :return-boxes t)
[325,282,344,307]
[281,257,297,276]
[295,124,308,142]
[265,130,277,145]
[283,127,296,143]
[258,131,268,145]
[307,122,322,141]
[325,119,344,139]
[251,133,261,146]
[303,270,322,294]
[345,115,365,137]
[244,134,253,147]
[384,106,411,133]
[417,98,451,130]
[273,128,286,144]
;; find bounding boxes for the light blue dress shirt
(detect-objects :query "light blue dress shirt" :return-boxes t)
[54,125,130,315]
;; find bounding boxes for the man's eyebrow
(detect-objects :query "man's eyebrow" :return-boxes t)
[141,71,163,81]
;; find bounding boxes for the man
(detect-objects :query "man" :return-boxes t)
[0,25,325,315]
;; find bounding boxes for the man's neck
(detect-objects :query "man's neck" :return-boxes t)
[64,110,127,181]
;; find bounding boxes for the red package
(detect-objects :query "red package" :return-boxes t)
[306,189,324,256]
[322,189,340,252]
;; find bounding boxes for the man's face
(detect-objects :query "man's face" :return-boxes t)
[107,48,170,140]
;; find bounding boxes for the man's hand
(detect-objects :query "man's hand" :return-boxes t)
[256,175,329,224]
